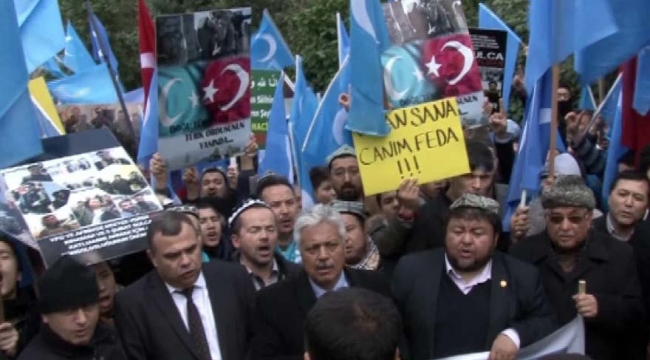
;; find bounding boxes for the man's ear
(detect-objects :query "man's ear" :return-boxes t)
[231,234,241,249]
[303,351,311,360]
[147,249,157,268]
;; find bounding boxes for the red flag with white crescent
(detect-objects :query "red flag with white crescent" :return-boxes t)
[421,34,483,98]
[138,0,155,110]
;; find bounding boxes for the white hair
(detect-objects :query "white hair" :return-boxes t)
[293,204,346,247]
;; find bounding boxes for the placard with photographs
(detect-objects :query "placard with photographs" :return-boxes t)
[156,7,253,170]
[381,0,486,129]
[469,28,507,114]
[57,103,143,151]
[0,146,163,266]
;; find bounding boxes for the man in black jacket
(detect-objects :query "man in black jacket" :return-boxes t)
[510,175,646,360]
[114,211,256,360]
[18,256,126,360]
[393,194,556,360]
[229,199,302,290]
[249,204,391,360]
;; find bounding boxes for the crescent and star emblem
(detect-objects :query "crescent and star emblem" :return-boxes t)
[259,34,277,63]
[425,40,474,85]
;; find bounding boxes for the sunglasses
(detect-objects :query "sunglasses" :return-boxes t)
[547,213,588,225]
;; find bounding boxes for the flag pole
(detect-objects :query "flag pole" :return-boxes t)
[598,79,605,104]
[548,65,560,180]
[85,1,137,153]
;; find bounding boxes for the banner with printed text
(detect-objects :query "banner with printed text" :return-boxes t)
[251,70,281,149]
[469,28,507,114]
[156,8,253,170]
[353,98,469,195]
[0,129,163,267]
[381,0,486,129]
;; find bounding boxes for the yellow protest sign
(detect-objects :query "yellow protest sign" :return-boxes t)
[352,98,470,196]
[28,77,65,134]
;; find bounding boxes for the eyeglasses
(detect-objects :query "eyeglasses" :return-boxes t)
[547,213,589,225]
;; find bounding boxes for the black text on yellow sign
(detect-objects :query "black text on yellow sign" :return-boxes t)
[352,98,470,196]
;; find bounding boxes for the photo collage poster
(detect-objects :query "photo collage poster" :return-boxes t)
[0,146,163,266]
[381,0,486,128]
[469,28,507,114]
[156,8,253,170]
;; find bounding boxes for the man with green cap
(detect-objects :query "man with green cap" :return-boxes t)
[18,255,126,360]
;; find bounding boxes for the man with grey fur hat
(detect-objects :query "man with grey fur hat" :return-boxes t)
[510,175,646,360]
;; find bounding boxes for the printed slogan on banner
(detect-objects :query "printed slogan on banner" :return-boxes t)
[353,98,470,196]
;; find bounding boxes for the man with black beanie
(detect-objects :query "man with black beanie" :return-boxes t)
[17,255,126,360]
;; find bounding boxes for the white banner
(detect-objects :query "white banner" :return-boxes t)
[438,316,585,360]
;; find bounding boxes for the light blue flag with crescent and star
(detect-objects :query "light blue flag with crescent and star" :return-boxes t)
[157,64,208,138]
[503,71,555,231]
[251,10,294,70]
[337,12,350,68]
[382,42,438,110]
[575,0,650,85]
[63,21,96,74]
[479,3,521,112]
[525,0,618,93]
[259,72,294,180]
[303,56,353,176]
[348,0,392,136]
[602,83,627,207]
[47,63,118,104]
[1,0,43,168]
[289,56,319,208]
[633,45,650,116]
[13,0,66,74]
[88,9,119,74]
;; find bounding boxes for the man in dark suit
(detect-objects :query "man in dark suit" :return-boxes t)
[114,211,256,360]
[249,204,391,360]
[511,175,646,360]
[393,194,557,360]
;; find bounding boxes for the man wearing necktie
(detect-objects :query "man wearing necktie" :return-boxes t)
[114,211,256,360]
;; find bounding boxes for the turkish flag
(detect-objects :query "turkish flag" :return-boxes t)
[421,33,483,98]
[201,57,251,124]
[621,57,650,165]
[138,0,155,110]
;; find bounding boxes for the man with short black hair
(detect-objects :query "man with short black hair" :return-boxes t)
[114,211,255,360]
[305,288,402,360]
[229,199,301,290]
[256,173,301,263]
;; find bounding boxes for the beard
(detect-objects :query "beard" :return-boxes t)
[338,184,361,201]
[446,250,492,274]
